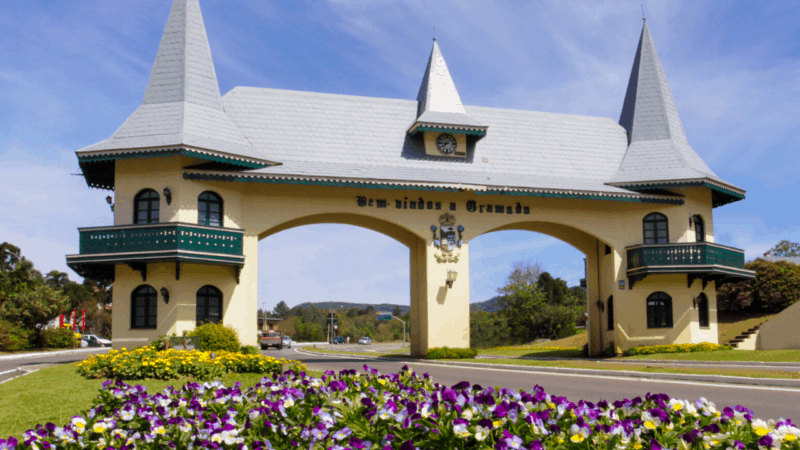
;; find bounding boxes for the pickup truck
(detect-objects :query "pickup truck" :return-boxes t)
[260,331,283,350]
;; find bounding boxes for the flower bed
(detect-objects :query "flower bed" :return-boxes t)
[5,364,797,450]
[76,347,306,380]
[625,343,732,356]
[490,346,581,351]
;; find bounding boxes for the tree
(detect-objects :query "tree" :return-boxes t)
[273,301,291,319]
[392,306,403,317]
[717,259,800,313]
[496,260,547,343]
[497,259,542,296]
[764,240,800,257]
[363,305,375,315]
[0,285,70,346]
[45,271,71,290]
[0,242,22,273]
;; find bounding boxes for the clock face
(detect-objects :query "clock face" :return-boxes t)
[436,133,457,155]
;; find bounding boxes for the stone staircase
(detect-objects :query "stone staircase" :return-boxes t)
[728,324,763,350]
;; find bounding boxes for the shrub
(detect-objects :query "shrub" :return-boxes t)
[469,311,512,348]
[188,323,240,352]
[717,259,800,313]
[240,345,260,355]
[77,347,306,380]
[42,327,78,349]
[0,320,31,351]
[624,342,731,356]
[425,346,477,359]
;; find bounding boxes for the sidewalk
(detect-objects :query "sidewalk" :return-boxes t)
[0,347,108,361]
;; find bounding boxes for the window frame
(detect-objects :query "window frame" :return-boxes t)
[130,285,158,330]
[198,191,224,227]
[133,189,160,224]
[693,215,705,243]
[196,285,223,325]
[607,295,614,331]
[646,292,673,329]
[642,213,669,244]
[697,293,710,328]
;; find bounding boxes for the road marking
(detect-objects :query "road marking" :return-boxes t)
[294,348,800,393]
[0,368,39,385]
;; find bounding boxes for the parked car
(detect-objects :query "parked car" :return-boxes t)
[260,331,283,350]
[358,337,372,345]
[330,336,346,345]
[281,335,292,349]
[81,334,112,347]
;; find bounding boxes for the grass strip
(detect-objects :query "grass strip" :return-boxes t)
[620,349,800,362]
[0,362,322,439]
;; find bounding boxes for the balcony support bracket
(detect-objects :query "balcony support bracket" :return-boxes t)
[127,262,147,282]
[233,266,241,285]
[628,274,646,290]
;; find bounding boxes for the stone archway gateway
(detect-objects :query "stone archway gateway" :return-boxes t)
[67,0,754,356]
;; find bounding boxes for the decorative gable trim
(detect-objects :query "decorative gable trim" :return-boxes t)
[408,123,488,137]
[609,179,745,207]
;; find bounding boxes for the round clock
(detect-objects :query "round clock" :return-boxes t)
[436,133,457,155]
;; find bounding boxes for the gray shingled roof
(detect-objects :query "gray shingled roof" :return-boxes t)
[77,0,260,162]
[611,21,737,192]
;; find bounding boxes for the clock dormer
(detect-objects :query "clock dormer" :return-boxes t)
[408,38,487,158]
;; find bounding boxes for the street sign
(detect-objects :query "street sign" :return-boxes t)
[376,312,392,321]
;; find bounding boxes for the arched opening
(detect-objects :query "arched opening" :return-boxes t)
[646,292,673,328]
[697,293,709,328]
[131,285,157,329]
[607,295,614,331]
[197,285,223,325]
[643,213,668,244]
[257,213,422,347]
[198,191,223,227]
[133,189,160,224]
[692,215,705,242]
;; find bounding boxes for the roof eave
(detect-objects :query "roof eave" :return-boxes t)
[607,177,745,208]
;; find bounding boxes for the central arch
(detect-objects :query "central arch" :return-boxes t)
[257,212,432,353]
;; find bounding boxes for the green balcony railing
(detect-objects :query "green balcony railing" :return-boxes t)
[625,242,754,288]
[67,222,245,281]
[77,222,243,257]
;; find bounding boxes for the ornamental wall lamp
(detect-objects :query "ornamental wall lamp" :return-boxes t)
[446,270,458,288]
[105,195,114,212]
[160,287,170,304]
[692,297,697,309]
[163,187,172,205]
[689,216,693,227]
[596,300,605,313]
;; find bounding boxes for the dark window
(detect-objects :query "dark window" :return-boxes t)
[693,215,705,242]
[646,292,673,328]
[697,293,710,328]
[131,285,158,329]
[607,296,614,331]
[198,191,223,227]
[196,285,222,325]
[643,213,669,244]
[134,189,160,224]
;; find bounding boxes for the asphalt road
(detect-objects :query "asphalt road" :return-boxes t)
[0,349,109,383]
[275,345,800,422]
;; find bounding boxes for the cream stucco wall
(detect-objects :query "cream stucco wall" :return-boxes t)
[756,299,800,350]
[108,156,725,355]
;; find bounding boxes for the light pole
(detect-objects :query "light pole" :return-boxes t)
[390,314,407,348]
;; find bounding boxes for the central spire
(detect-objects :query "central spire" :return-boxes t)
[142,0,223,110]
[416,39,467,117]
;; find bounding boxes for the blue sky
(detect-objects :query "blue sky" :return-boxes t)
[1,1,798,310]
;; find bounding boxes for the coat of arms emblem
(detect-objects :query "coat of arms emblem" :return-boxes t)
[431,213,464,263]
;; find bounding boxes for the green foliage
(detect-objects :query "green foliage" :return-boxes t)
[425,346,477,359]
[624,342,731,356]
[0,320,32,351]
[469,311,511,348]
[240,345,260,355]
[294,317,326,342]
[717,260,800,313]
[0,284,70,346]
[272,301,291,319]
[530,304,578,340]
[42,327,78,349]
[764,240,800,257]
[188,323,241,352]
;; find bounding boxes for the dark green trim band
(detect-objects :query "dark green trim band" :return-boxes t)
[67,253,245,266]
[183,173,462,192]
[414,126,487,136]
[78,148,269,169]
[477,189,684,205]
[616,181,744,207]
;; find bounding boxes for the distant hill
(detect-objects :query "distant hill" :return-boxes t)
[292,302,410,315]
[470,296,506,312]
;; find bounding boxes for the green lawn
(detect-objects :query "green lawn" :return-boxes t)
[0,363,322,439]
[622,349,800,362]
[717,311,776,345]
[477,348,584,358]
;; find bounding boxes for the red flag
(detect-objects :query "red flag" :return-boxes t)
[81,309,86,331]
[59,314,64,328]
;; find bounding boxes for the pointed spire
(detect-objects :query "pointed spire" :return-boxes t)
[618,21,688,145]
[416,39,467,117]
[409,40,486,137]
[142,0,222,110]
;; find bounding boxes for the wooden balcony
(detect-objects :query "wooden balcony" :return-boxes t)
[66,222,245,282]
[626,242,755,289]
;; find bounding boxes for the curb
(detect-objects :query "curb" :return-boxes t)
[618,359,800,368]
[297,348,800,389]
[0,348,109,361]
[0,368,40,385]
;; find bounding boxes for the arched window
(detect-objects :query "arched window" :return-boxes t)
[607,296,614,331]
[134,189,160,224]
[131,285,158,329]
[643,213,669,244]
[646,292,673,328]
[697,293,710,328]
[196,285,222,325]
[693,215,705,242]
[198,191,223,227]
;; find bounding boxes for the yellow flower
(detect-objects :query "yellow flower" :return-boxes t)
[644,421,656,430]
[571,435,585,443]
[634,444,643,450]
